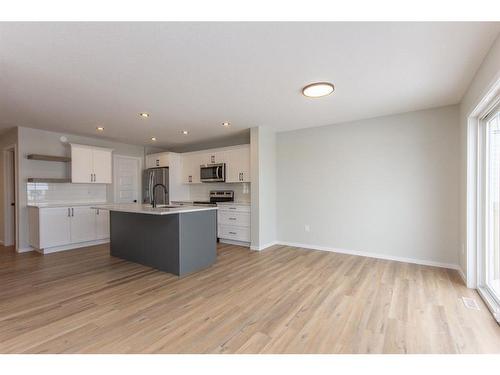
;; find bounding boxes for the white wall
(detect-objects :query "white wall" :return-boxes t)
[277,105,460,267]
[459,35,500,276]
[0,128,18,244]
[16,126,146,251]
[250,127,277,250]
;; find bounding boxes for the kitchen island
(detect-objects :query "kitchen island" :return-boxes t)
[92,203,217,276]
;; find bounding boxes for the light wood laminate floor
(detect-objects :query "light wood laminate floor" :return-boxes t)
[0,243,499,353]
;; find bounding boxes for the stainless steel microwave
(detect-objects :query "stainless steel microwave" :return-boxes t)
[200,163,226,182]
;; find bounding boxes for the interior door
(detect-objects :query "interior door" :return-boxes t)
[114,156,140,203]
[5,149,16,246]
[70,207,96,243]
[93,149,112,183]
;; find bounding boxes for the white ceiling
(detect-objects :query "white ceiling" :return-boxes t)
[1,22,499,148]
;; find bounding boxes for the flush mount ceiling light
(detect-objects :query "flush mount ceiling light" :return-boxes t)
[302,82,335,98]
[96,127,104,131]
[181,130,189,135]
[151,137,157,141]
[139,112,150,118]
[222,122,231,127]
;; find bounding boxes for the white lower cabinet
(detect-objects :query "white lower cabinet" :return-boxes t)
[39,207,72,248]
[71,207,97,243]
[217,203,251,246]
[95,208,110,240]
[29,205,110,253]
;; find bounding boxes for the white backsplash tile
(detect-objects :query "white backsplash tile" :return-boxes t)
[27,182,107,205]
[189,182,251,202]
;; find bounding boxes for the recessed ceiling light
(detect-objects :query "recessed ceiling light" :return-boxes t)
[139,112,150,118]
[302,82,334,98]
[181,130,189,135]
[96,127,104,131]
[151,137,157,141]
[222,122,231,127]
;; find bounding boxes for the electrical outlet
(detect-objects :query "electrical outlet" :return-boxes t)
[304,224,310,232]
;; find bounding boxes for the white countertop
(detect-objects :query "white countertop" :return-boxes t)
[28,202,108,208]
[91,203,218,216]
[216,201,251,206]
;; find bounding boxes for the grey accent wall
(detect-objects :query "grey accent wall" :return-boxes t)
[277,105,460,266]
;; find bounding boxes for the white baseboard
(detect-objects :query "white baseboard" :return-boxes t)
[250,241,279,251]
[458,267,467,285]
[17,246,34,253]
[39,239,109,254]
[277,241,460,270]
[220,239,250,248]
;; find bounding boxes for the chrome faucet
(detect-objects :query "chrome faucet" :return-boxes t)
[151,183,167,208]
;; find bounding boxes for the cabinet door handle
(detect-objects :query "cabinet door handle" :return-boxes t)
[229,231,237,235]
[71,208,74,216]
[68,208,71,217]
[229,217,236,220]
[97,208,100,215]
[228,207,236,210]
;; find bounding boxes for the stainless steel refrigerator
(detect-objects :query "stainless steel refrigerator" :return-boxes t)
[143,167,169,205]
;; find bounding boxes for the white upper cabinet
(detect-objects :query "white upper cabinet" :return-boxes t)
[181,152,202,184]
[202,151,225,165]
[145,152,171,169]
[92,149,112,183]
[71,144,113,184]
[180,145,250,184]
[225,145,250,183]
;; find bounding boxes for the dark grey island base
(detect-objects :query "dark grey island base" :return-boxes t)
[109,209,217,276]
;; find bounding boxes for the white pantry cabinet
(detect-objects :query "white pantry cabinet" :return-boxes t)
[71,144,113,183]
[28,205,110,254]
[224,145,250,183]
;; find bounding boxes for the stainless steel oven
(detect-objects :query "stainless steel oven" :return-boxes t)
[200,163,225,182]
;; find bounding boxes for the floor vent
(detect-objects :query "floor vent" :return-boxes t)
[462,296,480,310]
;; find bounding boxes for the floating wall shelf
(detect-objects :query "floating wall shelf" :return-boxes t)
[27,154,71,162]
[27,178,72,183]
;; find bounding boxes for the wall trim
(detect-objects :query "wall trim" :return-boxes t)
[36,239,109,254]
[250,241,279,251]
[458,267,467,286]
[17,246,34,253]
[277,241,460,270]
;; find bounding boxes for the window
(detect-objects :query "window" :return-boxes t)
[483,104,500,305]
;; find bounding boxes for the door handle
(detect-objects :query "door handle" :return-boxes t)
[10,202,15,206]
[68,208,71,217]
[71,208,74,216]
